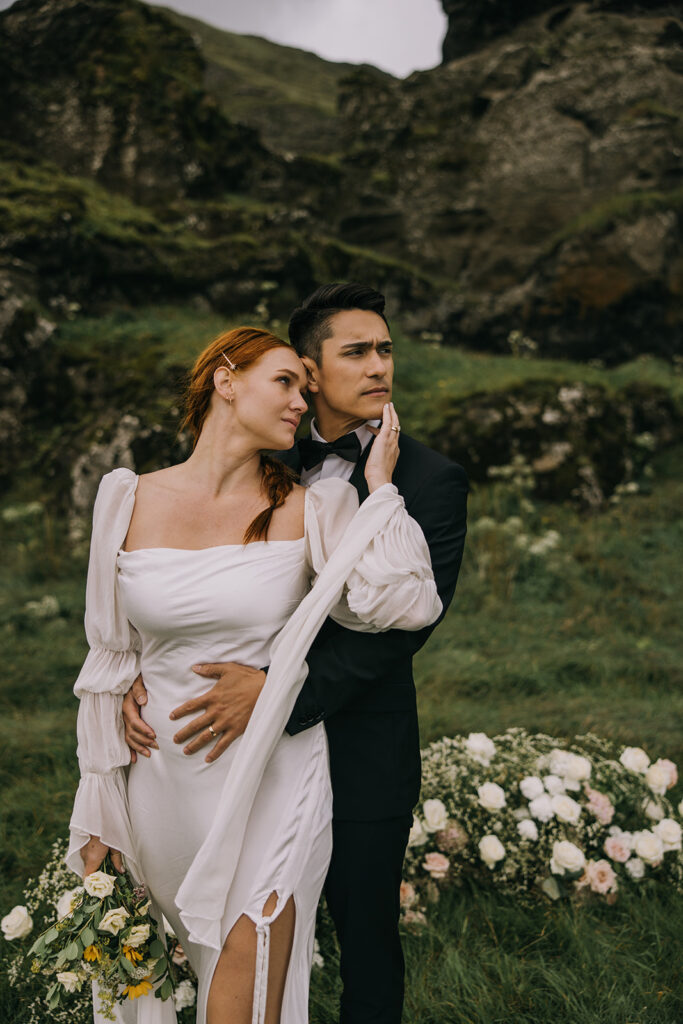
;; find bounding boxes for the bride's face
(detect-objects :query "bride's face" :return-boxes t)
[227,347,308,450]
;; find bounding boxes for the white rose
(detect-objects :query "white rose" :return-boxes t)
[312,937,324,969]
[550,794,582,825]
[644,799,664,821]
[645,762,670,797]
[564,753,591,782]
[126,924,151,948]
[517,819,539,841]
[422,799,449,833]
[465,732,496,766]
[550,840,585,876]
[548,749,573,777]
[529,793,554,822]
[633,830,664,866]
[57,971,81,993]
[98,907,130,935]
[408,816,428,847]
[55,888,83,921]
[173,980,196,1011]
[477,782,506,812]
[625,857,645,879]
[620,747,650,774]
[1,905,33,940]
[478,834,506,869]
[513,806,531,820]
[83,871,116,899]
[543,774,565,796]
[653,818,682,852]
[519,776,544,800]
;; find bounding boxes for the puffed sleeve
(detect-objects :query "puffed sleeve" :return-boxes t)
[304,478,442,632]
[65,468,142,879]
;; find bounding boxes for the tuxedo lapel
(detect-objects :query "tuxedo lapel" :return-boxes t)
[349,439,373,503]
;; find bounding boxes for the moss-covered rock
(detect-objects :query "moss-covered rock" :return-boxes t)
[336,3,683,361]
[0,0,282,202]
[432,379,682,505]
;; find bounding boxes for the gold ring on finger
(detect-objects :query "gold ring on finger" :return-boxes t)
[391,425,400,432]
[208,724,218,738]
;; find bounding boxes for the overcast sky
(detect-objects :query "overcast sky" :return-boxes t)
[0,0,447,76]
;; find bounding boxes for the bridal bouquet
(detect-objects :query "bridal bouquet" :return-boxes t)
[3,845,195,1022]
[402,728,682,921]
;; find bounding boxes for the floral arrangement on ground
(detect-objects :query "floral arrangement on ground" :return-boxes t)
[3,729,681,1018]
[401,728,682,922]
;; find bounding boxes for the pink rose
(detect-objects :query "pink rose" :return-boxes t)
[422,852,450,880]
[603,835,631,863]
[399,881,417,908]
[171,943,188,966]
[402,909,427,927]
[581,859,618,895]
[656,758,678,790]
[584,785,615,826]
[435,823,468,854]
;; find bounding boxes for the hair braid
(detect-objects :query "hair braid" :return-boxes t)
[243,455,297,544]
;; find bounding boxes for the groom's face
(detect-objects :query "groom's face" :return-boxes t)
[304,309,394,427]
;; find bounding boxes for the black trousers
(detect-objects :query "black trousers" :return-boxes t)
[324,814,414,1024]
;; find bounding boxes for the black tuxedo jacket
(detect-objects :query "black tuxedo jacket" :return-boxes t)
[278,432,468,821]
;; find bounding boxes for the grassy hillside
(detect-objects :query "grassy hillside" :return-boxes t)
[162,8,384,156]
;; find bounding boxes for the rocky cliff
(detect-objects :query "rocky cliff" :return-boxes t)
[335,1,683,361]
[0,0,280,202]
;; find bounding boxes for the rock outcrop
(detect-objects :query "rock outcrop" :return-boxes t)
[336,2,683,361]
[0,0,281,202]
[441,0,680,62]
[432,379,681,505]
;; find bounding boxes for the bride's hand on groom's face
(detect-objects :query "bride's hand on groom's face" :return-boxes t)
[364,402,400,493]
[169,662,266,763]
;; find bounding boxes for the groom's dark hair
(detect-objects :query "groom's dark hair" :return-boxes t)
[289,282,389,364]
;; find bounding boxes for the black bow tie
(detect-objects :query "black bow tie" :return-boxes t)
[299,432,362,471]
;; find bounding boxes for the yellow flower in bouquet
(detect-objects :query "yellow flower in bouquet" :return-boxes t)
[123,977,154,1000]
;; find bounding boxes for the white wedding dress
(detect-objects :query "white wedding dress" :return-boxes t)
[66,467,441,1024]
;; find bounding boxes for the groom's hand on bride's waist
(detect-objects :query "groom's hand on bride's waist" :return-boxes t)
[122,663,266,763]
[170,662,266,763]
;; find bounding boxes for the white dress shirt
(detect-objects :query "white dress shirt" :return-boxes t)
[300,420,380,485]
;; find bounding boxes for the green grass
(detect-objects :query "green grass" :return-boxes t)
[162,9,358,118]
[1,444,682,1020]
[2,311,682,1020]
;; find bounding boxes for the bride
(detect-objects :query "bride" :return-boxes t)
[66,326,442,1024]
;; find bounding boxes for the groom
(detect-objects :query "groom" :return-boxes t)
[122,282,468,1023]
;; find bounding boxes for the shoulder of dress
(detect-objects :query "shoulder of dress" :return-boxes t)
[93,467,138,519]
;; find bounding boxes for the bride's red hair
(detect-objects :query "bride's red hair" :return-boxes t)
[180,326,297,543]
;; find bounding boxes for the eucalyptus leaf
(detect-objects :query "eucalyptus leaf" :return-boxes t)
[66,940,80,959]
[150,958,166,981]
[120,955,136,976]
[44,926,59,945]
[158,977,173,1001]
[81,926,95,946]
[149,939,165,958]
